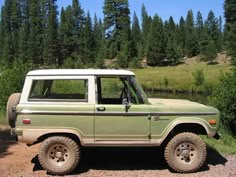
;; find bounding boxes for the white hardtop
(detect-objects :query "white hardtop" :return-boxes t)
[27,69,135,76]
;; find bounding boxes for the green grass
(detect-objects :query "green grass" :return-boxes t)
[0,111,6,125]
[132,65,231,92]
[202,129,236,155]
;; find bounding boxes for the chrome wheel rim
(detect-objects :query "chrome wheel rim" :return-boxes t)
[47,144,69,167]
[175,142,197,164]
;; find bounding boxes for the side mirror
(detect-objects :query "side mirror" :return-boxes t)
[122,98,130,112]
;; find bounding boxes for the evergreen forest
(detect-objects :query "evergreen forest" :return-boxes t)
[0,0,227,69]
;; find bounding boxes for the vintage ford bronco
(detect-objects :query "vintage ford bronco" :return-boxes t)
[7,69,220,175]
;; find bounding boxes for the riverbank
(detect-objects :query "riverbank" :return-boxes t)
[132,64,231,93]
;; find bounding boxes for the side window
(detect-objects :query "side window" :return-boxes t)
[97,77,128,104]
[29,79,88,102]
[101,77,124,99]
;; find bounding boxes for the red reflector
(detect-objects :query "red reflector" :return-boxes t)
[23,119,31,124]
[209,119,216,125]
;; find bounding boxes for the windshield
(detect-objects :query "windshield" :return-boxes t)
[130,76,149,104]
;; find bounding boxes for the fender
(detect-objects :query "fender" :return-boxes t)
[152,117,217,145]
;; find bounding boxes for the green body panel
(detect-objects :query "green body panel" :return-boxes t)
[149,99,220,138]
[16,98,219,144]
[16,104,95,139]
[95,104,150,140]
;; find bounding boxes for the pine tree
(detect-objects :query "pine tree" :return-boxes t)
[80,12,95,65]
[165,16,181,65]
[196,11,204,54]
[71,0,85,54]
[58,7,67,65]
[43,0,59,66]
[206,40,217,64]
[185,10,198,57]
[17,0,30,63]
[176,16,185,56]
[59,0,85,65]
[141,4,151,56]
[0,7,5,63]
[217,15,223,51]
[94,16,105,68]
[205,11,219,44]
[62,6,75,57]
[103,0,131,62]
[146,15,166,66]
[28,0,43,64]
[93,15,102,53]
[131,12,141,58]
[224,0,236,58]
[1,1,15,64]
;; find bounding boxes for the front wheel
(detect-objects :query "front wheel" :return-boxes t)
[38,136,80,175]
[164,132,206,173]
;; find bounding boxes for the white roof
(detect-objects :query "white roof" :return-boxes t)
[27,69,135,76]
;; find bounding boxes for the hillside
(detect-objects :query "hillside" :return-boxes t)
[182,52,231,66]
[131,53,232,93]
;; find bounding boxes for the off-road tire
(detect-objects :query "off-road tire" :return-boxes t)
[164,132,206,173]
[6,93,21,128]
[38,136,80,175]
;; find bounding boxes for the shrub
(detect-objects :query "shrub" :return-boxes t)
[192,69,205,86]
[210,68,236,129]
[0,64,29,110]
[129,57,141,69]
[163,77,169,88]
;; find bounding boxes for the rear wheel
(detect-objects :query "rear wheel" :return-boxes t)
[164,132,206,173]
[6,93,21,128]
[38,136,80,175]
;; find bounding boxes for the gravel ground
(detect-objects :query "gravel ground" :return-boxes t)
[0,126,236,177]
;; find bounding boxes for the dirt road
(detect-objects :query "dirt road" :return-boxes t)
[0,126,236,177]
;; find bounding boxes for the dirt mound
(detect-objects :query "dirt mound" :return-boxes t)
[183,52,231,66]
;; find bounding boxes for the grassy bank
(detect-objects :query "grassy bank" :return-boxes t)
[202,129,236,155]
[132,64,231,93]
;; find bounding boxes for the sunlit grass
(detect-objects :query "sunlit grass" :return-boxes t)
[202,127,236,155]
[132,65,231,92]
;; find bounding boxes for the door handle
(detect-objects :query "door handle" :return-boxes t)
[96,107,106,112]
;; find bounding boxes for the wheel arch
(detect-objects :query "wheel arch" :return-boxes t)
[37,132,82,146]
[160,118,211,146]
[19,128,85,146]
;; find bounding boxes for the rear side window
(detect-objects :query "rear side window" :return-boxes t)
[29,79,88,102]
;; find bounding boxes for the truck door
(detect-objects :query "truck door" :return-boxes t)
[94,76,150,142]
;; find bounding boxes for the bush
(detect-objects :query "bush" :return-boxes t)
[129,57,141,69]
[117,51,128,68]
[63,53,84,69]
[210,68,236,129]
[0,64,29,110]
[192,69,205,86]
